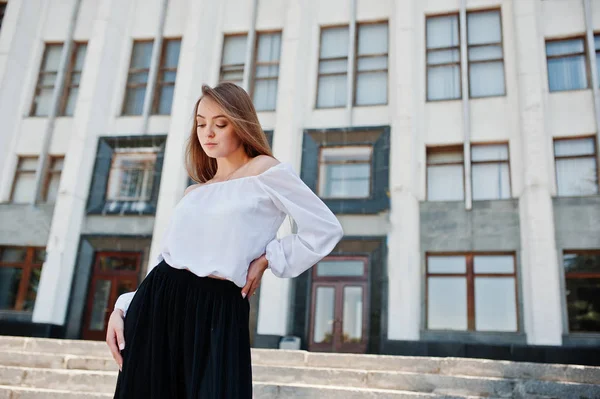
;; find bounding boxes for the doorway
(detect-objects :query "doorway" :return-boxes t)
[308,256,369,353]
[81,251,141,340]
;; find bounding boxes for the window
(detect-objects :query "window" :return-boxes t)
[471,144,511,200]
[251,32,281,111]
[42,156,64,203]
[107,151,157,201]
[219,35,247,86]
[317,26,349,108]
[564,251,600,333]
[554,137,598,196]
[123,41,153,115]
[88,136,166,214]
[318,146,372,199]
[10,157,37,203]
[61,42,87,116]
[0,246,46,312]
[30,44,63,116]
[427,146,464,201]
[426,14,461,101]
[153,38,181,115]
[30,42,88,117]
[427,254,518,332]
[303,127,390,214]
[546,38,588,92]
[595,35,600,86]
[0,2,7,32]
[467,10,505,98]
[355,22,388,105]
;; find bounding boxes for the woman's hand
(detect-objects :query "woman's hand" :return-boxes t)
[242,254,268,299]
[106,309,126,371]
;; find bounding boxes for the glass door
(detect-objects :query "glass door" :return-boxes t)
[82,252,141,341]
[309,256,369,353]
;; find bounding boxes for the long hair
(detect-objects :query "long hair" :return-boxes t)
[185,82,274,183]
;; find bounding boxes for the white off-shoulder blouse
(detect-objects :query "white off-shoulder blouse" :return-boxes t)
[114,161,344,317]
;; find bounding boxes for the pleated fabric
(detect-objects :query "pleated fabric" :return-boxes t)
[113,259,252,399]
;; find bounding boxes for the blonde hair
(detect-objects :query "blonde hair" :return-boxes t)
[185,82,273,183]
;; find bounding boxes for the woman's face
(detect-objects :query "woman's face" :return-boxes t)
[196,96,242,158]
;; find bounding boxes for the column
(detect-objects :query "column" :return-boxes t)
[512,0,562,345]
[32,0,134,324]
[386,0,421,341]
[256,0,314,343]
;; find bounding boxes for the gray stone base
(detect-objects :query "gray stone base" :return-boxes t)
[382,339,600,366]
[253,334,282,349]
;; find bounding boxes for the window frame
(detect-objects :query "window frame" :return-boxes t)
[317,145,374,200]
[249,30,282,112]
[30,43,63,117]
[426,145,465,201]
[315,24,350,109]
[0,2,7,32]
[59,41,87,116]
[353,20,389,106]
[595,33,600,88]
[425,252,520,332]
[106,151,158,202]
[425,12,462,102]
[10,156,38,203]
[0,246,46,312]
[41,155,64,203]
[553,135,599,197]
[545,36,590,93]
[470,142,512,200]
[121,39,154,116]
[466,8,506,99]
[151,37,181,115]
[563,250,600,334]
[219,33,248,86]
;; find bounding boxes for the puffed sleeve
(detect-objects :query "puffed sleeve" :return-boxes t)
[257,162,344,278]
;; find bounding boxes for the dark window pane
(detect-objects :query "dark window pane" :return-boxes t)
[566,278,600,333]
[22,267,42,311]
[98,256,137,272]
[34,249,46,264]
[89,280,111,331]
[1,248,26,262]
[0,268,23,310]
[564,253,600,273]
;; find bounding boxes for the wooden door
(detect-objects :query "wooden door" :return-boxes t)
[309,256,369,353]
[81,251,141,341]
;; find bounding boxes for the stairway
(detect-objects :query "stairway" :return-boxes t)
[0,336,598,398]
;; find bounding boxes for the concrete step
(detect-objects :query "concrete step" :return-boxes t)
[252,382,484,399]
[1,336,599,398]
[1,363,599,399]
[253,364,516,397]
[0,385,112,398]
[0,383,483,399]
[2,336,599,384]
[0,365,116,394]
[1,345,599,388]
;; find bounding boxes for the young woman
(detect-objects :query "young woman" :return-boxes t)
[106,82,344,398]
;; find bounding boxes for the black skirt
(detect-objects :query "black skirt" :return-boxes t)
[113,259,252,399]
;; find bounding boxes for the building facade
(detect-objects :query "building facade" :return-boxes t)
[0,0,599,362]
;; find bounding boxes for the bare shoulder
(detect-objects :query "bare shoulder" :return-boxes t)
[250,155,281,175]
[183,183,203,197]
